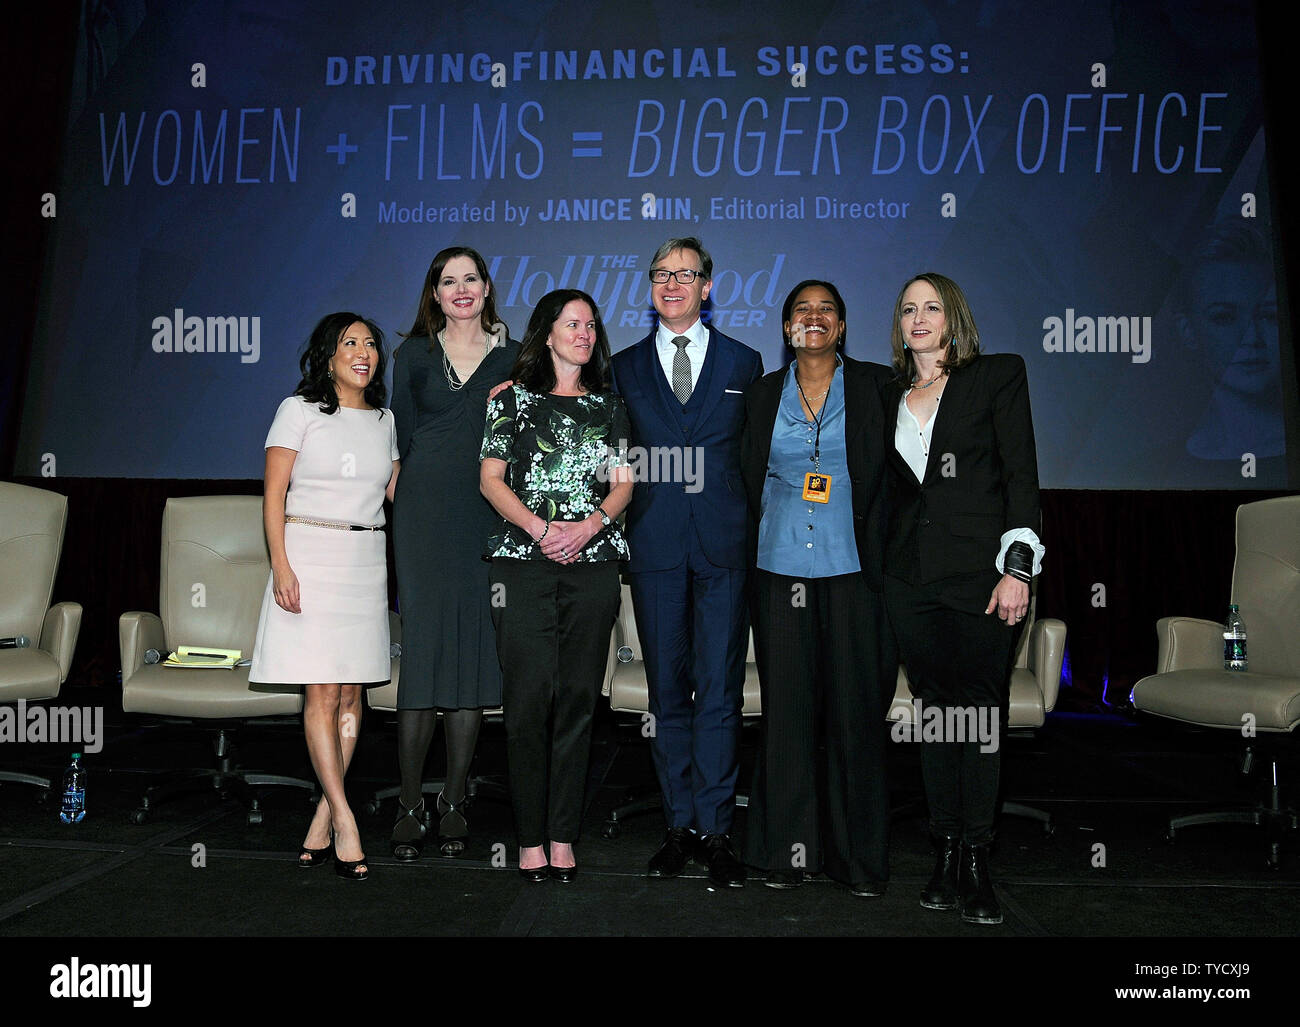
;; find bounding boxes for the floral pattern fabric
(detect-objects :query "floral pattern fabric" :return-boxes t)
[480,385,631,562]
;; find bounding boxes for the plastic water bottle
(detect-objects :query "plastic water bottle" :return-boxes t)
[1223,604,1248,672]
[59,753,86,824]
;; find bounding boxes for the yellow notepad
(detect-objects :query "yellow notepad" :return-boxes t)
[163,646,242,669]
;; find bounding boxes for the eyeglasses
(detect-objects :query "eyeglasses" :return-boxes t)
[648,269,704,285]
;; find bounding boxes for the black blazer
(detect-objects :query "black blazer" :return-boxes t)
[740,356,893,590]
[882,353,1040,586]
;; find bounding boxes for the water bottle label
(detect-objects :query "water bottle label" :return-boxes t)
[60,787,86,823]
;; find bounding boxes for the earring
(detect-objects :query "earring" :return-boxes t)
[328,368,334,379]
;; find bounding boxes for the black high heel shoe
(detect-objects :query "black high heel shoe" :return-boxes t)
[391,797,427,861]
[335,854,369,881]
[297,839,334,869]
[437,791,470,858]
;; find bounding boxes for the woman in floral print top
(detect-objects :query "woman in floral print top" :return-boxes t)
[480,382,630,562]
[479,288,632,882]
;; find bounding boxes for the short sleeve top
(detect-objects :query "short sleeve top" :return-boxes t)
[480,385,630,562]
[265,395,399,527]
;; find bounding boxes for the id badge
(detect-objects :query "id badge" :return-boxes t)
[803,472,831,503]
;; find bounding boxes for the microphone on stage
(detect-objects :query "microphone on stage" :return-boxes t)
[143,648,164,664]
[0,636,31,649]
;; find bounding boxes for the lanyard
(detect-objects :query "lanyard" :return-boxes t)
[794,360,839,473]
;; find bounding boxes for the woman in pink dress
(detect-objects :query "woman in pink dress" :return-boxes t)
[250,312,400,881]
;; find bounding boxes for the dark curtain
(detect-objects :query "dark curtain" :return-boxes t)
[9,476,1291,707]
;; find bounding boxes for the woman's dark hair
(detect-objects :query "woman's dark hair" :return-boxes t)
[511,289,612,394]
[295,311,388,414]
[405,245,504,349]
[781,279,848,352]
[889,271,981,383]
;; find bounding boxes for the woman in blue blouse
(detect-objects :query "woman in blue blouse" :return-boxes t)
[740,280,897,894]
[479,288,633,882]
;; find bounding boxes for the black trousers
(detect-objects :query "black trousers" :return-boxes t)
[490,558,621,847]
[884,571,1019,845]
[743,570,896,886]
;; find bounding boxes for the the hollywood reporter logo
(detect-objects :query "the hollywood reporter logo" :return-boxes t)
[151,309,261,364]
[595,440,703,493]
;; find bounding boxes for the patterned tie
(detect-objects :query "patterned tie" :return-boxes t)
[671,335,693,404]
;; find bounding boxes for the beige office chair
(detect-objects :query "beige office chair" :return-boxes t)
[120,496,318,825]
[1130,495,1300,868]
[0,482,82,798]
[600,580,761,838]
[888,593,1067,833]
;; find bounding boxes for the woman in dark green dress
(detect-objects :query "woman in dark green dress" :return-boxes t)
[389,246,519,859]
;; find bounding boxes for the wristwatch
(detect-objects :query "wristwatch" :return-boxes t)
[596,506,612,528]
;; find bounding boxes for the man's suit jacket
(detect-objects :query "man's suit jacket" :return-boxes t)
[882,353,1040,586]
[740,356,893,591]
[612,326,763,573]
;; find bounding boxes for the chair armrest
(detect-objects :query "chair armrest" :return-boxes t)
[39,601,83,684]
[1154,616,1221,673]
[602,618,622,698]
[120,611,165,688]
[1026,618,1066,712]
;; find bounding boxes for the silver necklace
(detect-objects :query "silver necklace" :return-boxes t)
[440,331,490,392]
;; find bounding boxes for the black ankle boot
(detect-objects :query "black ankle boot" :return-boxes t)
[959,843,1003,925]
[919,836,960,910]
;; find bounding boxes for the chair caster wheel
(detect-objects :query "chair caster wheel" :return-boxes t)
[1042,821,1055,838]
[1164,830,1176,844]
[36,790,49,805]
[130,809,149,825]
[246,809,263,826]
[602,821,621,840]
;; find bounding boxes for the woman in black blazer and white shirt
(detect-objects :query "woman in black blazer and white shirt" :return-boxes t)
[882,272,1043,925]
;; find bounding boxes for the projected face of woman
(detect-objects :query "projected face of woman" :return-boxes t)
[436,255,489,328]
[1185,261,1280,398]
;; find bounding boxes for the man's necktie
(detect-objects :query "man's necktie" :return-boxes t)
[671,335,692,404]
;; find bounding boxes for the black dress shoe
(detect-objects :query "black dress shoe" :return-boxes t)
[849,880,886,898]
[919,835,960,910]
[518,865,550,883]
[764,869,803,890]
[549,864,577,883]
[698,834,746,888]
[647,827,696,878]
[958,843,1003,925]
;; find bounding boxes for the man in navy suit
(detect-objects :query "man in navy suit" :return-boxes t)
[611,237,762,888]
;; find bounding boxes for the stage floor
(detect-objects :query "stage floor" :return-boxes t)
[2,687,1297,941]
